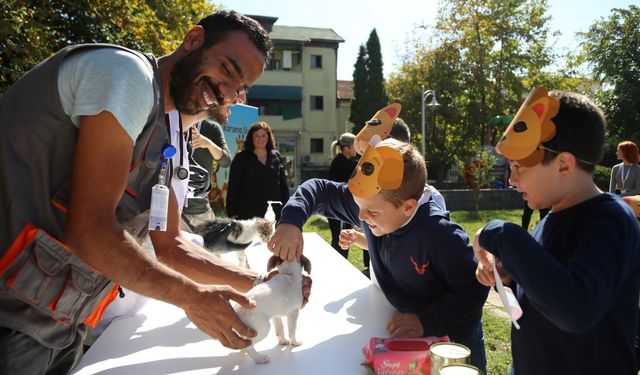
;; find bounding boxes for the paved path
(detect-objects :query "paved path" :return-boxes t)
[484,288,510,319]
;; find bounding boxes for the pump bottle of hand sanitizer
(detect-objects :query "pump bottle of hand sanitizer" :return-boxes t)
[265,200,282,222]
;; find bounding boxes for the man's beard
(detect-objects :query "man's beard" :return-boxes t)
[207,105,230,124]
[169,48,221,116]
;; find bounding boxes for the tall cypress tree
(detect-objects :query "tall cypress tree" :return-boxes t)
[349,30,389,134]
[364,29,388,115]
[349,44,370,134]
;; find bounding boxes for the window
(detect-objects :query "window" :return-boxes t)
[310,55,323,68]
[310,95,324,110]
[266,59,281,70]
[310,138,324,153]
[247,99,302,120]
[283,50,293,70]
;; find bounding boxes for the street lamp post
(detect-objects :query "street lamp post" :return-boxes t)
[421,85,440,157]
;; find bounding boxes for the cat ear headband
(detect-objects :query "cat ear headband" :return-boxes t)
[354,103,401,155]
[496,87,559,167]
[348,142,404,198]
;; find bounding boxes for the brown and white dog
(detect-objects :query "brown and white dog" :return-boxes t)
[235,255,311,364]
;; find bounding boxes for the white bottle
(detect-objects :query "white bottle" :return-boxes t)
[265,201,282,222]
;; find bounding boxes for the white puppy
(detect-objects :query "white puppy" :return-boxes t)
[235,255,311,364]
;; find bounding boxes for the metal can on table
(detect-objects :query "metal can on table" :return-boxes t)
[429,342,471,375]
[439,363,483,375]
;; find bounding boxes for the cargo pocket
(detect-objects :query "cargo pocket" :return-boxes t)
[3,227,68,308]
[1,224,110,324]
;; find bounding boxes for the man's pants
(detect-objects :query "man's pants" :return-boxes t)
[0,326,84,375]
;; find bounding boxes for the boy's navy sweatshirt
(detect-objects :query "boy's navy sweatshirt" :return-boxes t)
[479,193,640,375]
[279,178,489,340]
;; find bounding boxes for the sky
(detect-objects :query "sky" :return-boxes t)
[219,0,637,81]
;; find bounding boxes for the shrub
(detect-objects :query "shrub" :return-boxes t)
[593,165,611,191]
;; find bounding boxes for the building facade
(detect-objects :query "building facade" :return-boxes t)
[247,15,345,189]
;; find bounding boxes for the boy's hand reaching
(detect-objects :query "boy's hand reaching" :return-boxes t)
[268,223,303,261]
[386,313,423,338]
[472,228,511,287]
[339,228,367,250]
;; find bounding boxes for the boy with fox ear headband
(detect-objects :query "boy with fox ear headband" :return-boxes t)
[268,104,489,372]
[473,88,640,374]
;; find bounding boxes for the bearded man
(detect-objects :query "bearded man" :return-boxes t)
[0,10,309,374]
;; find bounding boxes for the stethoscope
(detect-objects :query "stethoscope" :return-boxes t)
[164,113,189,180]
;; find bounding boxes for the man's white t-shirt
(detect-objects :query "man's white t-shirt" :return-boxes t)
[57,48,155,142]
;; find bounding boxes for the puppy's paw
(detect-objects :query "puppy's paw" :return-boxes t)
[277,336,290,345]
[289,337,303,346]
[254,354,271,364]
[244,347,270,364]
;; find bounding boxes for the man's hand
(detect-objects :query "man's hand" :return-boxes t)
[182,284,257,349]
[386,313,423,338]
[301,274,312,308]
[264,265,312,308]
[267,223,303,261]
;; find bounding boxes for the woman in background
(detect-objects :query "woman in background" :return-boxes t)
[610,140,640,197]
[226,122,289,220]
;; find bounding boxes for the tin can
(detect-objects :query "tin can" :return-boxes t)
[439,363,483,375]
[429,342,471,375]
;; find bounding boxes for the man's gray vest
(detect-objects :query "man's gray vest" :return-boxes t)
[0,44,169,349]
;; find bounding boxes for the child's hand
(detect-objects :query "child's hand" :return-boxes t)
[473,228,497,287]
[267,223,303,262]
[339,229,367,250]
[386,313,423,338]
[473,228,512,287]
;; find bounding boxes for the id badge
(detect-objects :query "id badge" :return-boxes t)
[148,183,169,231]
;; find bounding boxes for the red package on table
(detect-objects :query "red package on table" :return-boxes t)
[362,336,449,375]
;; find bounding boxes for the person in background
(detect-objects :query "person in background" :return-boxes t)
[610,140,640,197]
[520,201,550,231]
[182,118,232,226]
[474,88,640,374]
[328,132,358,259]
[226,121,289,220]
[388,118,446,210]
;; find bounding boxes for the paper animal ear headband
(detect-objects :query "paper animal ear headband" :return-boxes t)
[354,103,401,155]
[348,143,404,198]
[496,87,559,167]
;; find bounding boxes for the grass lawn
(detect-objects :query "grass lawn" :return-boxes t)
[302,209,523,375]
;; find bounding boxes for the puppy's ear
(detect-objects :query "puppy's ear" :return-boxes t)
[267,255,283,272]
[300,255,311,274]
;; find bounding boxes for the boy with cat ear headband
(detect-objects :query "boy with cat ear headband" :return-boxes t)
[473,88,640,375]
[268,104,489,372]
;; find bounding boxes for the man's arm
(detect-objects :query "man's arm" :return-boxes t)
[64,111,257,348]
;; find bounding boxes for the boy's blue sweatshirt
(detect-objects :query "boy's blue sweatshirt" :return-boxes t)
[279,179,489,339]
[479,193,640,374]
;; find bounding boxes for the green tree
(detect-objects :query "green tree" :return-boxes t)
[349,29,389,134]
[0,0,215,94]
[455,149,497,213]
[349,45,370,133]
[577,5,640,165]
[387,0,556,184]
[363,29,388,122]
